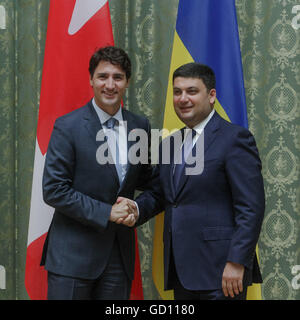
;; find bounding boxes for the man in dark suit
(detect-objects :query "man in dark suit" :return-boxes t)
[122,62,265,300]
[41,46,152,300]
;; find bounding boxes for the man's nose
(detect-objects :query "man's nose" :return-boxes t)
[179,92,188,102]
[105,77,115,89]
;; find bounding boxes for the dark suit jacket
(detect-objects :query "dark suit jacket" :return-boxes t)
[41,100,152,280]
[136,111,265,291]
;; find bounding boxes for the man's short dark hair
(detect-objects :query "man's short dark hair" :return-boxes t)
[173,62,216,91]
[89,46,131,80]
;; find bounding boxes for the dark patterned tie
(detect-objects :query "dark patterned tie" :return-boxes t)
[173,129,196,189]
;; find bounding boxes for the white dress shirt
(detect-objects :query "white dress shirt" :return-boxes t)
[92,98,128,182]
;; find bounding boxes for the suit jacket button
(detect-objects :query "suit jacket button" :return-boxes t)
[173,203,177,208]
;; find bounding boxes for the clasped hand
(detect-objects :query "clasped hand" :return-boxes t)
[109,197,138,227]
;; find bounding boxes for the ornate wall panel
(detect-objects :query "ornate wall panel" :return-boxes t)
[0,0,16,300]
[0,0,49,299]
[236,0,300,299]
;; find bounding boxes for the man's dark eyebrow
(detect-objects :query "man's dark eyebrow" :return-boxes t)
[95,72,107,76]
[187,86,198,90]
[95,72,125,77]
[173,86,198,90]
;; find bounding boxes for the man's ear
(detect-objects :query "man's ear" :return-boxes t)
[209,88,217,104]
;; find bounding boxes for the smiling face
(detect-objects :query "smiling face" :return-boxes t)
[173,77,216,128]
[90,60,129,116]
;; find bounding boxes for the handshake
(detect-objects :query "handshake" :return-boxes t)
[109,197,138,227]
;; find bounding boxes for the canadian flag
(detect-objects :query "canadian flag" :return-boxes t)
[25,0,143,300]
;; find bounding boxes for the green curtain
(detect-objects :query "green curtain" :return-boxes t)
[0,0,49,299]
[0,0,299,300]
[235,0,300,299]
[0,0,16,300]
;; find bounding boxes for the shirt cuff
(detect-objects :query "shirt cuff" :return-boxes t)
[134,201,140,218]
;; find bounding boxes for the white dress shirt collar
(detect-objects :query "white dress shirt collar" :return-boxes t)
[183,108,215,144]
[92,98,123,124]
[192,108,215,135]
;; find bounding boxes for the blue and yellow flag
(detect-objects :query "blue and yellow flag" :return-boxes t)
[153,0,261,300]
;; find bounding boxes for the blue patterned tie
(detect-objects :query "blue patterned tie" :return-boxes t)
[173,129,196,189]
[105,118,123,183]
[105,117,118,130]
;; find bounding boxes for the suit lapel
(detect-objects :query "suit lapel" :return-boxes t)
[117,109,139,193]
[170,128,185,199]
[170,157,176,200]
[83,101,102,142]
[203,110,221,154]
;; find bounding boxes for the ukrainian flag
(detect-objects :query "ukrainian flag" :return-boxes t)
[152,0,262,300]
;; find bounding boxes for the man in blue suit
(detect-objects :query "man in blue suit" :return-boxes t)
[41,46,151,300]
[123,62,265,300]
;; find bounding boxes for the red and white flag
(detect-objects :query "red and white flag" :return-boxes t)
[25,0,143,300]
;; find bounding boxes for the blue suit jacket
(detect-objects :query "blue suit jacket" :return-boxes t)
[136,111,265,291]
[41,100,152,280]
